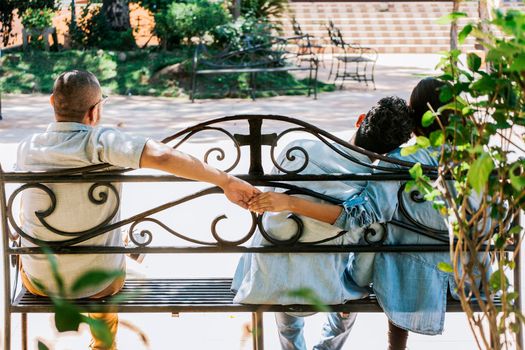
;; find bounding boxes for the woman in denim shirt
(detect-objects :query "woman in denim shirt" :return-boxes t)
[249,78,471,349]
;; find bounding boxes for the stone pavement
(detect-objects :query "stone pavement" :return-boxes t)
[0,54,486,350]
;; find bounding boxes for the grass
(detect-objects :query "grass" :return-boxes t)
[0,49,334,99]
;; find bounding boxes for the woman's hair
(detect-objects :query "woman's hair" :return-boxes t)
[354,96,413,154]
[409,77,451,137]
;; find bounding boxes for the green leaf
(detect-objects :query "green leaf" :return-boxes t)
[83,316,114,348]
[467,153,494,193]
[421,110,436,127]
[507,292,519,302]
[489,269,509,292]
[286,288,330,312]
[409,163,423,180]
[467,53,482,72]
[437,262,454,273]
[416,136,431,148]
[509,164,525,191]
[38,341,50,350]
[439,84,453,103]
[471,75,496,92]
[54,301,82,332]
[71,270,125,294]
[42,247,65,297]
[508,225,523,236]
[400,145,420,157]
[509,56,525,72]
[437,12,468,24]
[429,130,445,147]
[458,24,473,44]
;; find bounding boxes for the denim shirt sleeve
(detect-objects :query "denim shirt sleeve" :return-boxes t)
[333,165,401,231]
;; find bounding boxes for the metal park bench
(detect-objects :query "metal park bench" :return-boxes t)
[326,21,378,89]
[190,38,319,102]
[1,115,520,350]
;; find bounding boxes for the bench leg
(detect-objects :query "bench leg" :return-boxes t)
[190,72,197,103]
[22,313,27,350]
[4,307,11,350]
[251,312,264,350]
[514,246,523,350]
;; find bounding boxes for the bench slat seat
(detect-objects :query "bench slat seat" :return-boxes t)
[12,278,494,314]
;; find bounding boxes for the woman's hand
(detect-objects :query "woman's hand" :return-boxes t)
[248,192,292,213]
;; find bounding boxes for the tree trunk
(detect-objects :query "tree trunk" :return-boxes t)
[102,0,131,32]
[477,0,496,50]
[233,0,241,19]
[450,0,461,50]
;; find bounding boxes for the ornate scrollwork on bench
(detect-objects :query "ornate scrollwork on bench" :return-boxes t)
[2,114,449,252]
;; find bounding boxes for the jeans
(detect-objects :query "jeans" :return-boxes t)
[275,312,357,350]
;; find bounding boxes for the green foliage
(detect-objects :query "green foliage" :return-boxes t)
[154,0,230,49]
[213,16,274,50]
[0,0,57,46]
[0,49,331,99]
[240,0,289,20]
[20,8,55,29]
[72,270,125,294]
[83,316,114,346]
[409,7,525,350]
[286,288,330,312]
[70,2,136,50]
[133,0,172,12]
[34,249,124,348]
[437,262,454,273]
[467,153,494,194]
[437,11,468,25]
[37,341,50,350]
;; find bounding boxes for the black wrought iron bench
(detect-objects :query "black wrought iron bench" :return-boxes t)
[1,115,519,350]
[190,38,319,102]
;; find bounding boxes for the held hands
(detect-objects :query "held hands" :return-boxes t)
[221,175,260,209]
[248,192,292,214]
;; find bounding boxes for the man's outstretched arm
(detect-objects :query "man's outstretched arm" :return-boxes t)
[140,140,259,208]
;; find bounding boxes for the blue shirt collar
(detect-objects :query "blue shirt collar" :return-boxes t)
[46,122,92,132]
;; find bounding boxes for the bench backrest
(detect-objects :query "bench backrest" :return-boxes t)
[1,115,506,255]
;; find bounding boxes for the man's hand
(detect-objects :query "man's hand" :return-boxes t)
[221,176,260,209]
[248,192,292,213]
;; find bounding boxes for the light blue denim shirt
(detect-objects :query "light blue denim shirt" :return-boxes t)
[232,139,374,305]
[333,147,474,335]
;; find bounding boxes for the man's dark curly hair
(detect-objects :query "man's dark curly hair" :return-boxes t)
[354,96,413,154]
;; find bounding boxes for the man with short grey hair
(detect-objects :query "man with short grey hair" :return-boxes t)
[17,70,259,349]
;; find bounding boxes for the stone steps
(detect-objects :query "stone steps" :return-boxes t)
[280,1,524,53]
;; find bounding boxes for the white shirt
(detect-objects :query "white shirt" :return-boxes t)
[17,122,148,298]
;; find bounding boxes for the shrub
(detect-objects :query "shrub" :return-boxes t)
[20,8,55,29]
[214,16,275,50]
[70,2,136,50]
[240,0,288,20]
[133,0,172,12]
[0,0,57,46]
[154,0,230,49]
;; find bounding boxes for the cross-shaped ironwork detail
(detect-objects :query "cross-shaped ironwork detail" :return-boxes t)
[234,119,277,175]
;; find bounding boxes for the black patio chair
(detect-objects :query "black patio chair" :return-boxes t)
[326,21,378,89]
[290,17,325,67]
